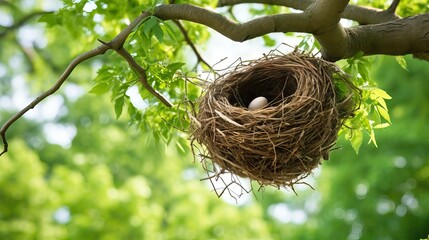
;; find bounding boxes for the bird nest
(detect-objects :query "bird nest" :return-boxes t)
[189,52,359,193]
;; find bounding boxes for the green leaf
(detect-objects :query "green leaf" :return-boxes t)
[152,23,164,42]
[351,130,363,153]
[162,22,179,44]
[114,96,125,119]
[368,128,378,147]
[167,62,185,73]
[89,82,110,95]
[374,123,390,129]
[313,39,321,51]
[357,62,370,81]
[395,56,408,70]
[376,96,388,110]
[353,51,365,59]
[143,17,158,36]
[372,88,392,100]
[262,35,276,47]
[376,105,391,123]
[38,13,61,25]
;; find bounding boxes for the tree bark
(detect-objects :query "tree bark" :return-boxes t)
[153,3,429,61]
[217,0,400,24]
[344,14,429,59]
[154,4,311,41]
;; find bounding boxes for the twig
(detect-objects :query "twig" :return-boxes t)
[386,0,400,13]
[0,11,165,156]
[172,20,212,70]
[114,46,173,107]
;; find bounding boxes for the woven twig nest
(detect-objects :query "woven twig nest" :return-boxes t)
[190,52,359,191]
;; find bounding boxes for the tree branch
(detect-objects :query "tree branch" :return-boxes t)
[114,46,173,107]
[305,0,349,33]
[2,1,428,155]
[306,0,350,60]
[344,13,429,60]
[217,0,400,24]
[0,11,169,156]
[172,20,212,69]
[153,3,349,59]
[154,4,311,41]
[386,0,400,13]
[153,3,429,61]
[0,44,109,156]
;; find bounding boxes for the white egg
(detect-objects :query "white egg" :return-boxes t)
[248,96,268,110]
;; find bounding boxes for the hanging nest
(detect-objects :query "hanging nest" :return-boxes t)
[189,51,359,191]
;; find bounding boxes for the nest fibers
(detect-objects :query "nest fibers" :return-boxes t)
[190,52,359,192]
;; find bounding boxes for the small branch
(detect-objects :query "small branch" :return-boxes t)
[172,20,212,69]
[98,38,172,107]
[114,46,173,107]
[386,0,400,13]
[0,11,53,38]
[0,44,109,156]
[0,11,165,156]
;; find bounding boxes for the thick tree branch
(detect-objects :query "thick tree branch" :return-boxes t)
[217,0,400,24]
[153,3,350,59]
[304,0,349,60]
[305,0,349,33]
[344,14,429,60]
[154,4,311,41]
[152,3,429,61]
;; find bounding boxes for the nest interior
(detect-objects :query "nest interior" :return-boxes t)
[228,66,298,108]
[190,52,359,189]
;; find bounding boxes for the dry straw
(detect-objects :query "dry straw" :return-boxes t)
[189,51,359,194]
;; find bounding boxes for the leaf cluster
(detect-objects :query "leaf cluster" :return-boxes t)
[88,15,202,147]
[338,53,393,153]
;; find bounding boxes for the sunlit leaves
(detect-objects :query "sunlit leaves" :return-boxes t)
[262,35,276,47]
[173,0,217,8]
[248,4,285,16]
[395,56,408,71]
[339,53,392,153]
[89,65,133,119]
[297,35,321,53]
[112,84,128,119]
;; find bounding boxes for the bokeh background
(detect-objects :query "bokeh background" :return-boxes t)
[1,0,428,239]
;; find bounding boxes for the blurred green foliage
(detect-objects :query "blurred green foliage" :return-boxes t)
[1,0,429,239]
